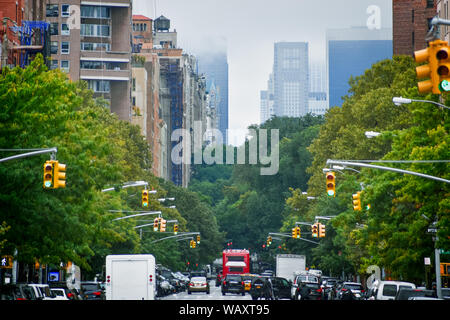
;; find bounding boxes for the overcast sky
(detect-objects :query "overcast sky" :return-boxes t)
[132,0,392,145]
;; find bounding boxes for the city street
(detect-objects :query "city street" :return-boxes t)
[159,281,252,301]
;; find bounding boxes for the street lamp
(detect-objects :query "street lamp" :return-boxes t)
[392,96,450,110]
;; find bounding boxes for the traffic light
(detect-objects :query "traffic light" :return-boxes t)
[326,172,336,197]
[159,218,167,232]
[292,227,297,238]
[414,39,450,94]
[190,239,196,248]
[352,191,362,211]
[296,226,301,239]
[53,161,66,189]
[267,236,272,246]
[319,223,326,238]
[142,189,149,208]
[173,224,178,235]
[196,235,201,244]
[153,217,159,231]
[43,160,54,189]
[311,223,319,238]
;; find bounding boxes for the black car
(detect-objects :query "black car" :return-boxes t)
[395,288,436,300]
[271,277,292,300]
[80,281,105,300]
[250,276,272,300]
[0,284,38,300]
[294,282,322,300]
[222,274,245,296]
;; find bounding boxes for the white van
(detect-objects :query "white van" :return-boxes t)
[367,280,416,300]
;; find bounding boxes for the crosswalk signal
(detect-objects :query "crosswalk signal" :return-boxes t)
[319,223,326,238]
[311,223,319,238]
[153,218,159,231]
[352,191,362,211]
[43,160,54,189]
[142,189,149,208]
[326,172,336,197]
[53,161,66,189]
[173,224,178,235]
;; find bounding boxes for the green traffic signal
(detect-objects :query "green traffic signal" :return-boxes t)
[439,79,450,92]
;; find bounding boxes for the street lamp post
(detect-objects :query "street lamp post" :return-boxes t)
[392,96,450,110]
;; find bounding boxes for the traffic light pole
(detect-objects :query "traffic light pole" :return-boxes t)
[101,181,155,192]
[268,232,319,245]
[149,232,200,244]
[0,147,58,163]
[326,160,450,184]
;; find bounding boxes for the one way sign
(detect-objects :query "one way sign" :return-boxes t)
[0,255,13,269]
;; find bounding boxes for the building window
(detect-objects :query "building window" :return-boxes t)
[61,41,70,54]
[426,0,434,9]
[132,78,136,91]
[50,41,58,54]
[81,42,110,51]
[80,6,110,18]
[61,4,70,17]
[50,59,58,70]
[61,23,70,36]
[50,22,58,36]
[61,60,70,72]
[87,80,110,93]
[46,4,59,17]
[81,24,110,37]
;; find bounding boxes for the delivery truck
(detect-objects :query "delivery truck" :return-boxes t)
[275,254,306,282]
[105,254,156,300]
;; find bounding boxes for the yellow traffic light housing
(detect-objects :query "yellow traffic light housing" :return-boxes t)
[53,161,66,189]
[319,223,326,238]
[292,227,297,238]
[196,235,201,244]
[173,224,178,235]
[352,192,362,211]
[43,160,54,189]
[326,172,336,197]
[153,218,159,231]
[296,226,301,239]
[414,39,450,94]
[311,223,319,238]
[159,218,167,232]
[142,189,149,208]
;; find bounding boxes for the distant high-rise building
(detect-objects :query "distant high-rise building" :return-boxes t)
[308,63,328,115]
[260,73,275,124]
[273,42,309,117]
[197,52,229,145]
[327,27,392,108]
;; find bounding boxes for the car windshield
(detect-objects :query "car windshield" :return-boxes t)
[344,284,363,290]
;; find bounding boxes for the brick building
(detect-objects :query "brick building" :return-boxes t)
[393,0,437,55]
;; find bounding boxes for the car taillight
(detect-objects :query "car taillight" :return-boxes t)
[189,283,193,286]
[17,298,27,300]
[223,281,226,286]
[361,289,365,293]
[93,291,102,296]
[241,281,245,286]
[203,283,207,286]
[316,288,322,293]
[341,288,348,292]
[67,293,74,299]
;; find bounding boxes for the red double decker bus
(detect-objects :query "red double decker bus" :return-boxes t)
[222,249,250,277]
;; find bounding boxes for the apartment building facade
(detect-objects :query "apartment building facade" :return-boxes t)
[47,0,132,121]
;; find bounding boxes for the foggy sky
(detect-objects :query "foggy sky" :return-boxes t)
[132,0,393,145]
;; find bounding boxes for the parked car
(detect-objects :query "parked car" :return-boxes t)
[408,297,443,300]
[366,280,416,300]
[222,274,245,296]
[395,288,436,300]
[337,282,365,300]
[48,282,82,300]
[80,281,105,300]
[188,276,210,294]
[270,277,292,300]
[0,284,38,300]
[50,288,69,300]
[28,284,56,300]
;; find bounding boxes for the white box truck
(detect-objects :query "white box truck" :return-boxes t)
[105,254,156,300]
[276,254,306,282]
